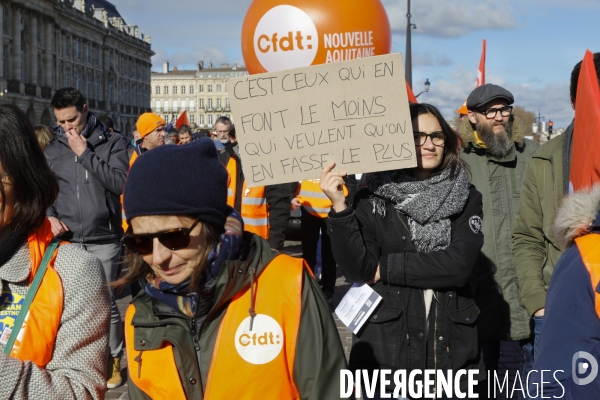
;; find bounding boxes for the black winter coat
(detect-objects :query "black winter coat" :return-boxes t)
[328,185,485,385]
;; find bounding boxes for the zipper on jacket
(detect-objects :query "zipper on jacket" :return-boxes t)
[75,155,84,245]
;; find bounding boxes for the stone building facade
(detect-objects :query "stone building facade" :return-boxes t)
[0,0,153,138]
[151,61,248,130]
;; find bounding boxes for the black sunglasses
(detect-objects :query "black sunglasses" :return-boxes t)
[121,217,202,255]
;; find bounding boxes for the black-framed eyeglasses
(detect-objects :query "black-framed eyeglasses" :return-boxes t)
[477,106,513,120]
[413,131,446,146]
[121,217,202,255]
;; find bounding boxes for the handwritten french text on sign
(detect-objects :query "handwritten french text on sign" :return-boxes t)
[228,53,416,187]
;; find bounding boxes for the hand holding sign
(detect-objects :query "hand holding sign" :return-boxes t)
[319,161,347,212]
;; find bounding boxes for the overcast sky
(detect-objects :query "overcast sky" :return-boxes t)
[116,0,600,129]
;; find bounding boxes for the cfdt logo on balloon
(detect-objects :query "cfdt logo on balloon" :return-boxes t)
[253,5,318,72]
[242,0,391,74]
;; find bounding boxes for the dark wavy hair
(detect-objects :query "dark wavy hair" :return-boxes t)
[0,105,59,234]
[409,103,464,178]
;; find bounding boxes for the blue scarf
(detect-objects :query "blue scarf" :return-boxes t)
[143,207,244,317]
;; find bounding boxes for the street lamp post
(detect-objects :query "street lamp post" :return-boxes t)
[405,0,417,89]
[415,78,430,98]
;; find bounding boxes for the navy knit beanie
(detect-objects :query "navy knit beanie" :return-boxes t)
[124,138,228,229]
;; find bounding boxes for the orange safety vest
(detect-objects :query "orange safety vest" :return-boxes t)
[7,219,63,368]
[296,180,348,218]
[575,233,600,319]
[241,183,269,239]
[125,254,304,399]
[226,158,237,209]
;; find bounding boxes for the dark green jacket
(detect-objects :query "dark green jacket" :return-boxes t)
[512,126,572,317]
[127,233,349,399]
[460,117,538,341]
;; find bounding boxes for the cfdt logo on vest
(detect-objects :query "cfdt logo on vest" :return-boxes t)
[235,314,284,365]
[253,5,318,72]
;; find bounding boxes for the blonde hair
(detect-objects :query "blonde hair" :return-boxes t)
[33,125,53,151]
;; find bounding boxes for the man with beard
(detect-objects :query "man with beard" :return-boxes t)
[459,84,539,383]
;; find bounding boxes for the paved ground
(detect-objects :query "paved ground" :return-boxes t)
[107,241,523,399]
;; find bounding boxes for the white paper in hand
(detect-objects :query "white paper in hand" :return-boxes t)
[335,283,382,335]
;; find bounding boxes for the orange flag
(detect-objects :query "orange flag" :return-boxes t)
[175,110,190,130]
[406,81,418,103]
[457,39,486,114]
[570,50,600,193]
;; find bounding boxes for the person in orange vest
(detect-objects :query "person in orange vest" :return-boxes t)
[0,105,110,399]
[117,139,348,399]
[293,177,356,303]
[130,112,166,166]
[526,185,600,397]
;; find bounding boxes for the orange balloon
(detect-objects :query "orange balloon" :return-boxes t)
[242,0,391,74]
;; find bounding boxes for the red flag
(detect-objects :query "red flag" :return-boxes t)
[406,81,418,103]
[570,50,600,192]
[175,110,190,130]
[457,39,486,114]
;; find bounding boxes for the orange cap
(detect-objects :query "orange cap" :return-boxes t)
[136,113,166,138]
[456,104,468,115]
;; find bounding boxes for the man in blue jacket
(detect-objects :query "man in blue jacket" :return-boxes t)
[45,87,128,389]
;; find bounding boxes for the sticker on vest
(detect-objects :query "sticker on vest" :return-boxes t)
[0,291,24,345]
[234,314,283,365]
[469,216,482,234]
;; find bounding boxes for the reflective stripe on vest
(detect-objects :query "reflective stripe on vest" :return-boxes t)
[296,180,348,218]
[575,233,600,319]
[9,219,63,368]
[226,158,237,208]
[241,183,269,239]
[126,255,304,399]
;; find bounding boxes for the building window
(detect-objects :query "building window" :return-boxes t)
[75,40,81,60]
[173,100,178,111]
[226,98,230,108]
[190,85,194,94]
[190,115,195,125]
[163,100,168,110]
[207,99,213,109]
[86,74,91,98]
[208,114,213,125]
[155,86,160,94]
[190,100,195,110]
[85,44,90,63]
[65,37,71,57]
[66,67,72,86]
[199,99,204,108]
[95,47,100,66]
[199,85,204,92]
[181,86,185,94]
[155,100,161,111]
[173,86,177,94]
[217,98,221,108]
[208,85,213,92]
[181,100,186,110]
[164,115,169,122]
[164,86,168,94]
[216,84,221,92]
[199,115,204,125]
[76,70,82,90]
[96,77,101,100]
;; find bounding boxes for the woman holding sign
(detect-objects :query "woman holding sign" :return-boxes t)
[322,103,485,398]
[0,105,110,399]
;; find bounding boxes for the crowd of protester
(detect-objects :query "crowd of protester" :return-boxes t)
[0,52,599,399]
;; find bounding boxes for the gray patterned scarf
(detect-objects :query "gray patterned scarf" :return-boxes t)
[367,165,470,253]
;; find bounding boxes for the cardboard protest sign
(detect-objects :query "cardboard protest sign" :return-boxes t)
[228,53,416,187]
